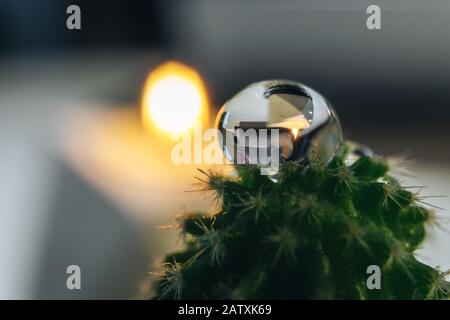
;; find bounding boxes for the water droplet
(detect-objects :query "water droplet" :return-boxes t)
[216,80,343,175]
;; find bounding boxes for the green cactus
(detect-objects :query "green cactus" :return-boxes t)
[153,147,449,300]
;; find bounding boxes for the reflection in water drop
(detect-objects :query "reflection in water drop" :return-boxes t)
[216,80,343,177]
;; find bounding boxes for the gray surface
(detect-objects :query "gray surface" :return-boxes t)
[34,158,148,299]
[0,52,159,299]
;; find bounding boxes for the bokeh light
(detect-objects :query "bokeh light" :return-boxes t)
[142,61,208,133]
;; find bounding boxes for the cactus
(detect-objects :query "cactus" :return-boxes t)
[152,148,449,300]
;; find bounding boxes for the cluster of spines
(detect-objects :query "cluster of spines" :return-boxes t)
[153,153,449,300]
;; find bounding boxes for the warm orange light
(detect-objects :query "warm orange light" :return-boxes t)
[292,128,300,139]
[142,61,208,133]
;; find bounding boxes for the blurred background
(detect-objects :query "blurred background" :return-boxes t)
[0,0,449,299]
